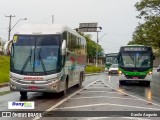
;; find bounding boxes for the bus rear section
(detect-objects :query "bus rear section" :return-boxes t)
[118,45,154,86]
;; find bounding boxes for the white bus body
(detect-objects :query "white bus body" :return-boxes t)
[5,24,86,96]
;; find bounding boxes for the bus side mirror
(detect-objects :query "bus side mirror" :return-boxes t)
[4,40,13,55]
[61,40,66,55]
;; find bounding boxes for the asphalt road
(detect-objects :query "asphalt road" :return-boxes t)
[0,70,160,120]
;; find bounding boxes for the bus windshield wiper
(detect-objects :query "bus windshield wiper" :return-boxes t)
[20,49,32,74]
[38,49,46,74]
[11,44,15,69]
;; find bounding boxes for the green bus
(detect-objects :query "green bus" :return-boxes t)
[105,53,118,71]
[117,45,155,86]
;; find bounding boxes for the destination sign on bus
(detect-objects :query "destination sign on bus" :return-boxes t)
[121,47,148,51]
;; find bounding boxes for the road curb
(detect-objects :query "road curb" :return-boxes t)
[0,83,9,88]
[86,72,106,76]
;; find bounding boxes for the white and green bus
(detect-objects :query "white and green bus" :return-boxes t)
[117,45,155,86]
[105,53,118,71]
[4,24,86,97]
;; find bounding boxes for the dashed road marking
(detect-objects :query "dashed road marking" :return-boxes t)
[86,87,110,89]
[33,78,160,120]
[101,78,160,107]
[70,96,139,101]
[79,91,122,94]
[55,103,160,110]
[32,79,101,120]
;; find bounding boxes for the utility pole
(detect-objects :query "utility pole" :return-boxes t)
[5,15,15,41]
[96,31,99,67]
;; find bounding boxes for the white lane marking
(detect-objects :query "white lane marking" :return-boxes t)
[32,79,101,120]
[79,91,122,94]
[55,103,160,110]
[80,91,109,93]
[101,78,160,107]
[70,96,139,101]
[87,86,111,89]
[86,117,150,120]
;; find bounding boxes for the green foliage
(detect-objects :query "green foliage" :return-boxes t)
[128,0,160,56]
[0,56,10,83]
[86,65,104,73]
[135,0,160,19]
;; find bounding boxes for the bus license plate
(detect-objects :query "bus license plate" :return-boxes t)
[28,86,38,90]
[133,77,138,79]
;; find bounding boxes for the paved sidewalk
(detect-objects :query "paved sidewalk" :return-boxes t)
[0,86,10,93]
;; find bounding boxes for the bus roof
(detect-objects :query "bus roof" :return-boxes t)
[105,53,118,56]
[120,45,152,52]
[120,45,149,47]
[14,24,85,39]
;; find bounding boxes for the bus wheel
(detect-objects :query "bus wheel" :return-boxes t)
[62,80,68,95]
[78,73,83,88]
[20,91,27,97]
[145,81,150,87]
[119,81,125,85]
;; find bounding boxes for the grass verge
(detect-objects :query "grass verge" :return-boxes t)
[0,55,10,83]
[86,65,104,74]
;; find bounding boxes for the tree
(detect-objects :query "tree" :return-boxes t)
[135,0,160,19]
[128,0,160,56]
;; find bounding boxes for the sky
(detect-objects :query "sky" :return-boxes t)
[0,0,140,54]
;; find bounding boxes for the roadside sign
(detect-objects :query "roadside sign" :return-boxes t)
[78,23,98,32]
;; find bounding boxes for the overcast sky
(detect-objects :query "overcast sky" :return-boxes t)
[0,0,140,54]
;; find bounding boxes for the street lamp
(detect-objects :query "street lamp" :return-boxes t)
[8,18,27,41]
[98,34,107,42]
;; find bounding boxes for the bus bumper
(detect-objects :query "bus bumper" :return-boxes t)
[10,79,62,93]
[119,74,152,82]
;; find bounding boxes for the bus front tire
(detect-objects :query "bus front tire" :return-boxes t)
[145,81,150,87]
[119,81,125,85]
[78,73,83,88]
[62,80,68,95]
[20,91,27,97]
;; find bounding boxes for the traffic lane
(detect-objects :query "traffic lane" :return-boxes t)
[37,77,160,120]
[0,75,100,112]
[104,70,160,104]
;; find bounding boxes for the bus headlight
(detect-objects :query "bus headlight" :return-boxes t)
[47,77,60,82]
[10,76,20,81]
[118,70,123,75]
[148,71,152,75]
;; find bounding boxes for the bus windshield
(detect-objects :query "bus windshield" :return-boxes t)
[105,53,118,70]
[11,35,62,75]
[106,56,117,64]
[119,52,151,68]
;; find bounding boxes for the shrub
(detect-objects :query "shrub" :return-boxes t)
[86,65,104,73]
[0,56,10,83]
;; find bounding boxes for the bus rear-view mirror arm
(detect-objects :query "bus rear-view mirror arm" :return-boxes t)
[4,39,13,55]
[61,40,66,55]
